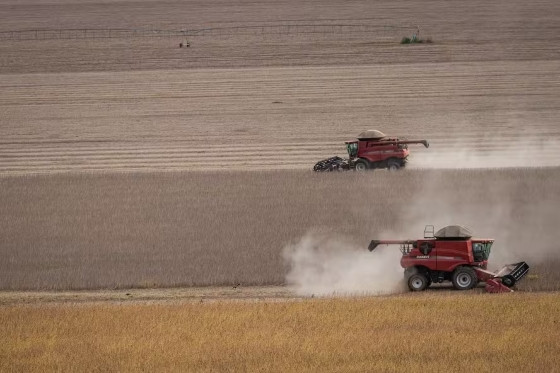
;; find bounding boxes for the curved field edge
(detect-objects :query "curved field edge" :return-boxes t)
[1,292,559,372]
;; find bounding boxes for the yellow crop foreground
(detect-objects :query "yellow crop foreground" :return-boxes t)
[1,292,559,372]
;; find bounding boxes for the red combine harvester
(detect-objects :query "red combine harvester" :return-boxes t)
[313,130,429,171]
[368,225,529,293]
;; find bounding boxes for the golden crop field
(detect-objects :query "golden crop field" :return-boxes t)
[2,293,560,372]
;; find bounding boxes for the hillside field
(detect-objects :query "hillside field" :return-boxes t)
[1,1,559,370]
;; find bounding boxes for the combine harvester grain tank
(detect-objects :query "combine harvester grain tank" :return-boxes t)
[368,225,529,293]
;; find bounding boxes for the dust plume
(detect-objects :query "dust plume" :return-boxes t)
[410,138,560,169]
[283,233,404,296]
[387,169,560,269]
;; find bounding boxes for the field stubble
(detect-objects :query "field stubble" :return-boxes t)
[1,0,559,73]
[1,2,559,175]
[1,62,559,174]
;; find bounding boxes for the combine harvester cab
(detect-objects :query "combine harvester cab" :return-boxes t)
[367,225,529,293]
[313,130,429,172]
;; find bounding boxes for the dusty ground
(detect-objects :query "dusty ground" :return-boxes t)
[0,284,549,306]
[0,286,300,306]
[1,0,559,73]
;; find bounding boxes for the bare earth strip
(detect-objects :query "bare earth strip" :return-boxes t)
[0,286,301,306]
[0,284,552,306]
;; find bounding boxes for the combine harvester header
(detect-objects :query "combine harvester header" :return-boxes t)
[368,225,529,293]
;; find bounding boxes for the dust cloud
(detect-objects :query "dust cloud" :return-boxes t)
[283,233,405,296]
[410,138,560,169]
[283,135,559,294]
[400,132,560,267]
[386,170,560,270]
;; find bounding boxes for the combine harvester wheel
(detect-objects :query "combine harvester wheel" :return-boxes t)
[452,267,478,290]
[313,156,349,172]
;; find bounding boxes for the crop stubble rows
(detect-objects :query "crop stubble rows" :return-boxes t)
[1,0,560,174]
[1,62,559,174]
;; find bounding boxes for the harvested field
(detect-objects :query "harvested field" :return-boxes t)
[1,1,560,174]
[1,62,559,174]
[1,0,559,73]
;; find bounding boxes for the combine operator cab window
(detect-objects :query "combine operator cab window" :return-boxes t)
[346,143,358,158]
[473,242,492,261]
